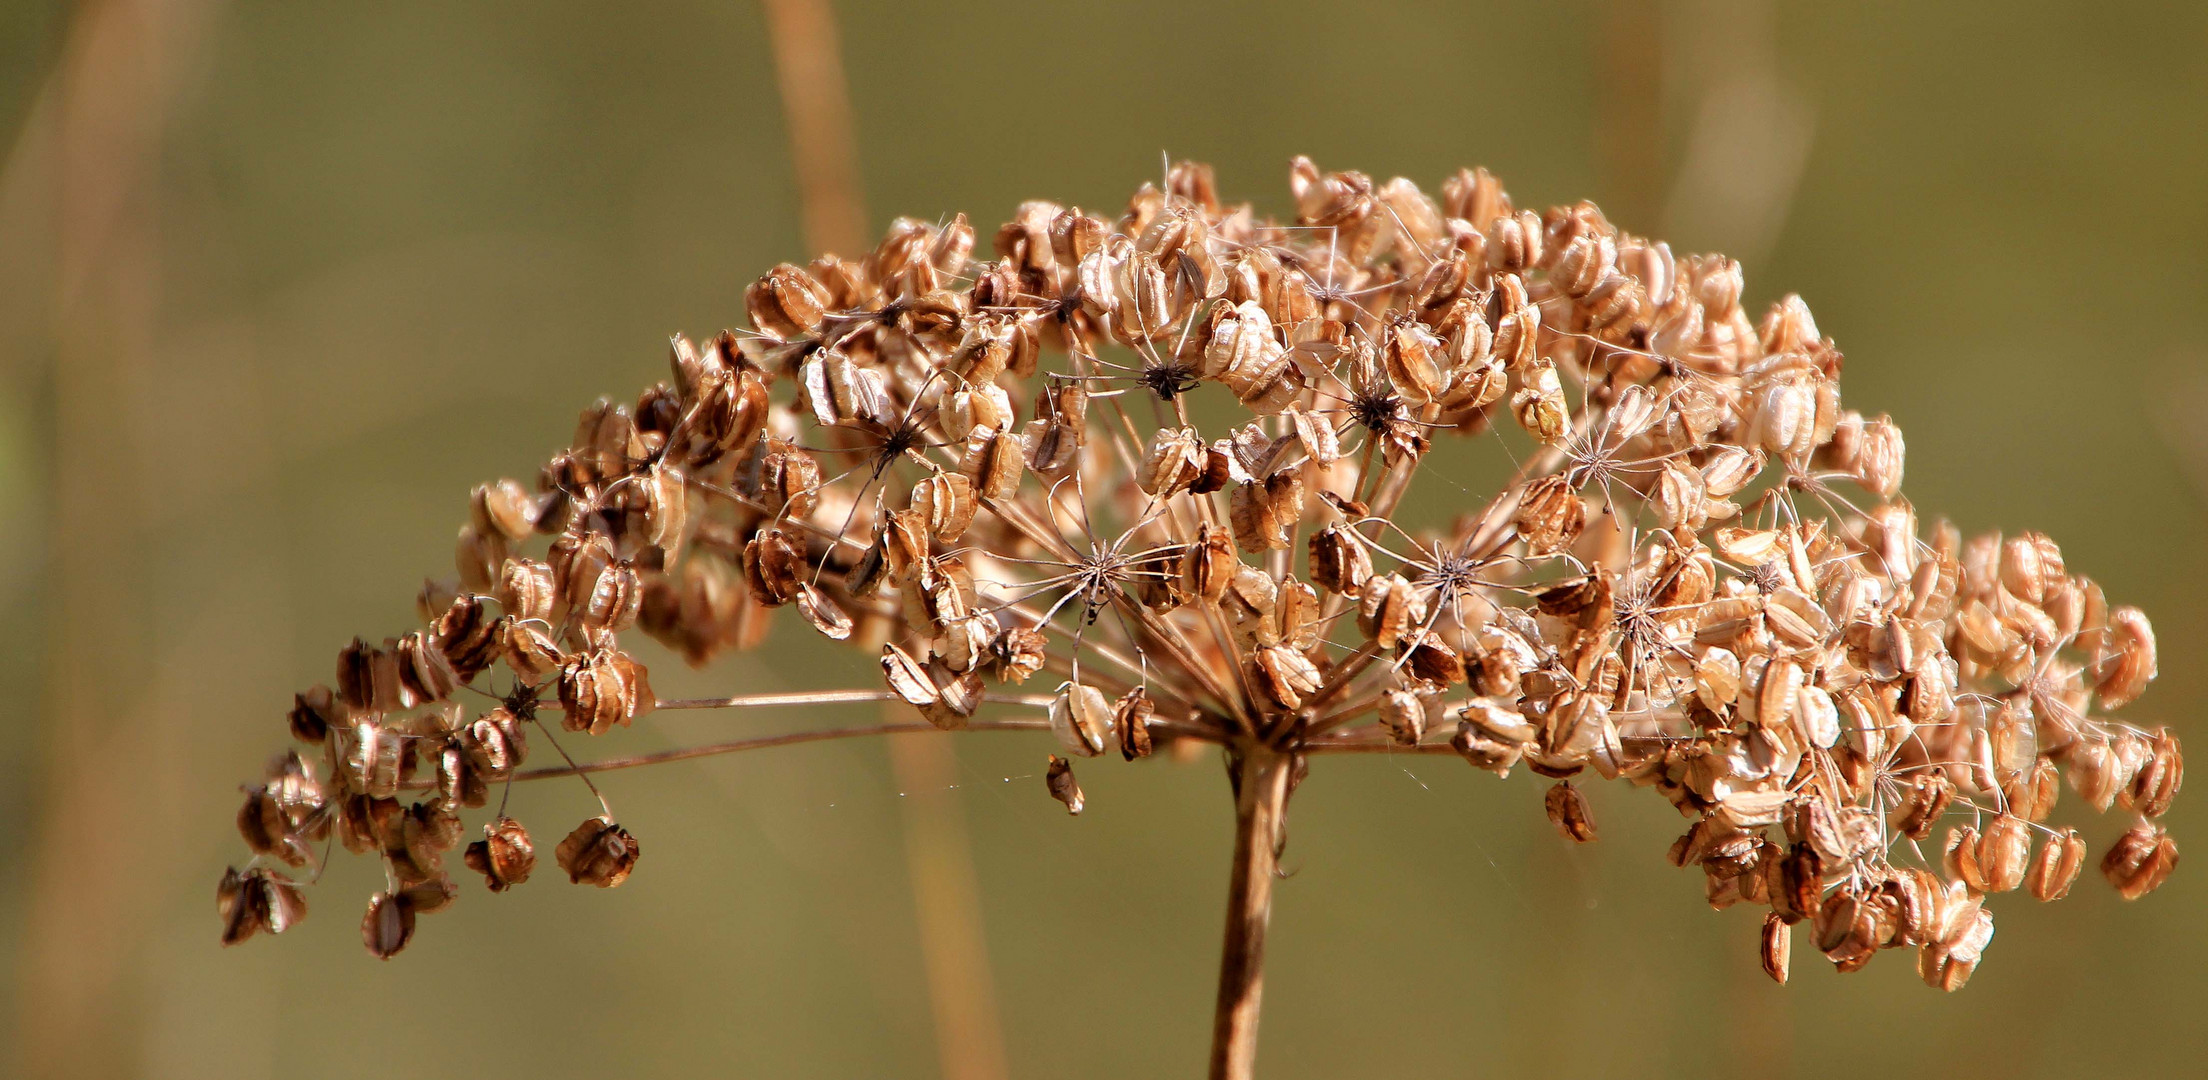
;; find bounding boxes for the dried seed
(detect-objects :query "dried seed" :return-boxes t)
[1045,755,1085,815]
[361,891,415,959]
[2026,828,2086,901]
[1050,683,1114,757]
[1546,781,1597,842]
[555,815,641,888]
[1114,687,1156,761]
[1760,912,1791,984]
[2101,821,2179,900]
[1515,476,1586,555]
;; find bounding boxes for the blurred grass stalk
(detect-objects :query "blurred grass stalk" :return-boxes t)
[15,2,228,1078]
[761,2,1011,1077]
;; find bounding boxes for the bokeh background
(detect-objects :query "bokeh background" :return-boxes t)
[4,2,2205,1077]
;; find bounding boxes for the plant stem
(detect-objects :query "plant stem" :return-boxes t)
[1210,746,1293,1080]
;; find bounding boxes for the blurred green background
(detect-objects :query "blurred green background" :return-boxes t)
[4,1,2204,1077]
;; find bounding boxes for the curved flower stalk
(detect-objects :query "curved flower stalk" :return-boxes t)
[220,158,2180,1077]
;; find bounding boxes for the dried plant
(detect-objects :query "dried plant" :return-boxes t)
[219,158,2181,1077]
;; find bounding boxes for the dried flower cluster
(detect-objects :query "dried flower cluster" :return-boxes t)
[222,158,2178,993]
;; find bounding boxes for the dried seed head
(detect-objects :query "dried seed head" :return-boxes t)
[1546,781,1597,842]
[224,157,2174,990]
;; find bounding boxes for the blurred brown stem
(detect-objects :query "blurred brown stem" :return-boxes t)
[759,0,867,257]
[758,3,1010,1077]
[1210,746,1292,1080]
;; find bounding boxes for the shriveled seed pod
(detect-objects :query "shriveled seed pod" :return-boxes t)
[1045,755,1085,815]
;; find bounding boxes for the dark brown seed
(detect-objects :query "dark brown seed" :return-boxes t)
[1046,755,1085,815]
[1114,687,1156,761]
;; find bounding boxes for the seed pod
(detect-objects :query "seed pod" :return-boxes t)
[2101,821,2179,900]
[1976,814,2031,893]
[2093,607,2156,711]
[1114,687,1156,761]
[455,525,506,593]
[1451,716,1523,774]
[959,425,1025,500]
[557,649,635,735]
[1284,406,1342,467]
[1760,912,1791,984]
[796,583,854,641]
[1945,824,1989,894]
[742,529,806,606]
[882,642,941,708]
[1045,755,1085,815]
[2026,828,2086,901]
[1307,524,1373,598]
[1050,683,1114,757]
[1139,426,1204,497]
[431,595,503,683]
[1767,842,1824,923]
[1357,574,1421,650]
[910,473,977,543]
[217,866,308,946]
[1486,210,1543,273]
[1545,781,1597,842]
[497,558,556,623]
[1229,470,1305,553]
[577,561,642,633]
[336,637,399,714]
[2127,729,2184,818]
[555,815,641,888]
[463,816,535,892]
[472,479,539,542]
[1398,627,1466,686]
[1757,659,1803,733]
[361,890,415,959]
[1382,314,1446,406]
[989,626,1048,685]
[501,619,563,682]
[461,707,528,779]
[1515,476,1585,555]
[398,633,458,707]
[1181,523,1238,603]
[747,263,831,339]
[1510,359,1568,443]
[1379,690,1428,746]
[1892,773,1953,840]
[1252,644,1323,710]
[1025,384,1088,482]
[288,686,339,744]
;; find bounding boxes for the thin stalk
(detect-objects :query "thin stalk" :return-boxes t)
[1209,747,1293,1080]
[501,719,1051,781]
[654,689,1057,711]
